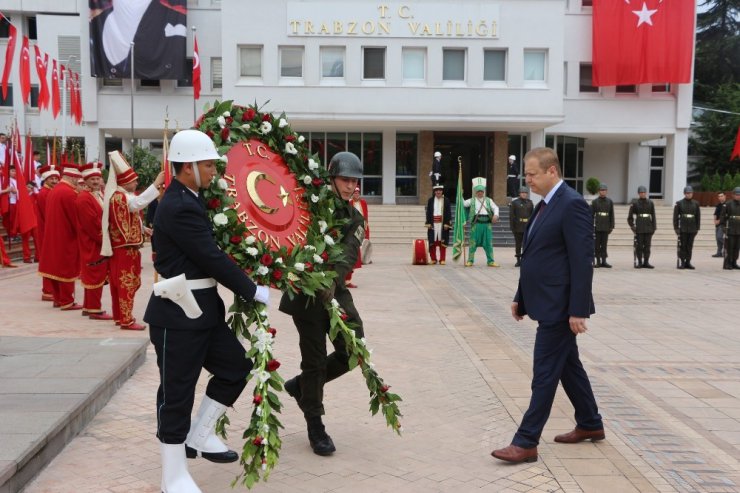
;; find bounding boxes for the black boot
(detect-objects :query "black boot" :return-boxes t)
[514,257,521,267]
[678,260,685,269]
[642,257,654,269]
[306,416,336,456]
[601,258,612,268]
[284,375,302,403]
[685,261,695,270]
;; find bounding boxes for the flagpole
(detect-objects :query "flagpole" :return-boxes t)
[192,26,197,124]
[61,55,76,151]
[459,157,466,265]
[130,42,135,162]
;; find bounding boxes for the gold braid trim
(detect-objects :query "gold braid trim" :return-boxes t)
[38,272,79,282]
[81,278,107,289]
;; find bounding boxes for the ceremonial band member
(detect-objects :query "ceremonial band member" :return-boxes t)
[509,186,533,267]
[721,187,740,270]
[76,162,113,320]
[464,177,500,267]
[627,185,656,269]
[101,154,164,330]
[281,151,366,457]
[591,183,615,268]
[35,166,60,287]
[673,185,701,270]
[38,163,83,309]
[426,184,452,265]
[143,129,269,492]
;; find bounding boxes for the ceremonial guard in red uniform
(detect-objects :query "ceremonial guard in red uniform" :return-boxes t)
[21,182,40,263]
[38,164,82,309]
[35,166,60,298]
[101,153,163,330]
[76,162,113,320]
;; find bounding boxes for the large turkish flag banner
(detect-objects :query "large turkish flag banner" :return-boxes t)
[592,0,695,86]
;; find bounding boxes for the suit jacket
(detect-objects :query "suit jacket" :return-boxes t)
[143,179,257,330]
[514,182,595,322]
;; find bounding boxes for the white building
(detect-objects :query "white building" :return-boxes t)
[0,0,694,205]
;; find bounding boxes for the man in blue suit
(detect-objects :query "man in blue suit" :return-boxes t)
[492,147,604,464]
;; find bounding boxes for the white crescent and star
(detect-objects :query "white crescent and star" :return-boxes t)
[193,51,200,70]
[625,0,663,27]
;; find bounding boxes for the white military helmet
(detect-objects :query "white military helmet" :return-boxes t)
[169,129,221,163]
[508,155,516,161]
[434,151,442,158]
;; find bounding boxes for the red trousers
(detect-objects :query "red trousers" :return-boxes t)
[0,237,10,266]
[42,277,53,297]
[50,279,76,308]
[81,262,109,313]
[109,246,141,326]
[429,241,447,262]
[21,227,38,262]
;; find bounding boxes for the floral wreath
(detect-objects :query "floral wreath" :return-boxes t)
[194,100,403,488]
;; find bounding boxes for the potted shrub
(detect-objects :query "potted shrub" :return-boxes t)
[584,177,600,201]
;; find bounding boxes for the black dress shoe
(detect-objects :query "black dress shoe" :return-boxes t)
[642,263,654,269]
[185,445,239,463]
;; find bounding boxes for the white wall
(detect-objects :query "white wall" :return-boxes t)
[583,142,628,202]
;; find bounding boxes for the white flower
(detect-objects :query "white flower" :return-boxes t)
[261,462,267,471]
[278,118,289,128]
[240,123,251,130]
[255,405,263,417]
[360,337,367,346]
[274,257,284,264]
[294,262,305,272]
[308,159,319,170]
[261,424,271,435]
[318,220,328,234]
[217,178,228,189]
[260,121,273,134]
[313,254,323,264]
[219,155,228,163]
[328,208,334,214]
[217,116,226,128]
[251,369,271,384]
[287,272,300,281]
[257,265,269,276]
[324,235,334,246]
[213,213,228,226]
[284,142,298,155]
[331,299,339,308]
[303,175,312,185]
[311,194,319,203]
[223,110,231,117]
[305,245,316,252]
[245,236,256,245]
[297,135,305,143]
[246,247,259,256]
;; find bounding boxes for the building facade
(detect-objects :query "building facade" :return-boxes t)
[0,0,694,204]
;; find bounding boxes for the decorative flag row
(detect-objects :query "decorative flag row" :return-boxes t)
[1,11,83,124]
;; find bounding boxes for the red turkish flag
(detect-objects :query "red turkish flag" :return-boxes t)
[1,22,17,100]
[72,72,83,124]
[193,35,201,100]
[67,70,76,123]
[592,0,695,86]
[19,36,31,104]
[731,125,740,161]
[51,59,61,118]
[34,46,50,109]
[24,134,34,182]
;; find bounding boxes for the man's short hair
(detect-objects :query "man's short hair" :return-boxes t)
[171,161,185,175]
[524,147,562,177]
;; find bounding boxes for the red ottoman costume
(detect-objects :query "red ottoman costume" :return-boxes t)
[35,166,60,299]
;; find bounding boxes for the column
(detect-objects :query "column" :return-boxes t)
[381,128,396,205]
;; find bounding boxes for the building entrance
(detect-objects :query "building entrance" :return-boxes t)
[433,134,488,199]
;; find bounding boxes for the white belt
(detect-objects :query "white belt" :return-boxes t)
[507,175,517,178]
[160,276,216,290]
[153,275,216,319]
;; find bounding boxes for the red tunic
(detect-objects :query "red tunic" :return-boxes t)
[109,190,143,248]
[38,180,80,282]
[35,184,53,258]
[76,190,107,288]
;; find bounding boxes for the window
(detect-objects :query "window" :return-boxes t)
[363,133,383,196]
[27,17,37,40]
[579,63,598,93]
[0,84,12,106]
[649,146,665,198]
[305,131,382,196]
[140,79,160,87]
[402,48,425,81]
[239,46,262,77]
[363,47,385,79]
[582,0,593,6]
[177,58,193,87]
[616,84,636,93]
[443,48,466,81]
[321,46,345,78]
[652,83,670,93]
[102,78,123,87]
[483,49,506,81]
[280,47,303,78]
[0,16,11,38]
[30,84,39,108]
[524,50,546,82]
[211,57,222,89]
[553,136,585,194]
[396,133,418,197]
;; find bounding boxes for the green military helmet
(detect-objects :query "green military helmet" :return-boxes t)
[599,183,608,191]
[519,186,529,193]
[638,185,647,193]
[683,185,693,193]
[328,152,363,179]
[734,186,740,195]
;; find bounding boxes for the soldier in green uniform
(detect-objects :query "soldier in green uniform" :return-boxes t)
[721,187,740,270]
[591,183,615,268]
[673,185,701,269]
[627,185,656,269]
[280,152,366,457]
[509,186,533,267]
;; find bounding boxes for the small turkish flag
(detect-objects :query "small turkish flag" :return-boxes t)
[1,22,17,100]
[34,46,50,110]
[731,125,740,162]
[593,0,695,86]
[193,35,201,100]
[51,59,61,118]
[19,36,31,104]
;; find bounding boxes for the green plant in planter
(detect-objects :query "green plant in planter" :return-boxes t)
[709,172,722,192]
[585,177,600,195]
[700,174,711,192]
[721,172,734,191]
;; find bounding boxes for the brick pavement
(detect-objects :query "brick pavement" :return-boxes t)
[2,243,740,492]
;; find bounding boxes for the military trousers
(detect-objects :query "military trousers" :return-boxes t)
[635,233,653,261]
[726,235,739,267]
[716,225,725,255]
[594,231,610,260]
[514,232,524,258]
[678,232,697,262]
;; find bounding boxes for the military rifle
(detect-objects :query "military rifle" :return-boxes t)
[633,233,638,268]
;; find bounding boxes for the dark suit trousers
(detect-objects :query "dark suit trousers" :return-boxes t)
[150,322,252,444]
[513,321,602,449]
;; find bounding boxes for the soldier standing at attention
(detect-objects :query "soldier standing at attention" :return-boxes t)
[628,186,657,269]
[673,185,701,270]
[721,187,740,270]
[281,152,367,457]
[509,186,533,267]
[591,183,615,268]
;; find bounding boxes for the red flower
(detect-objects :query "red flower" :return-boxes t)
[285,135,296,142]
[230,235,242,245]
[220,127,230,141]
[312,178,323,187]
[244,108,256,121]
[321,251,329,262]
[227,254,237,263]
[340,313,348,321]
[225,116,234,125]
[253,436,263,446]
[266,359,281,372]
[253,394,263,404]
[207,198,221,209]
[272,270,283,281]
[267,327,277,337]
[380,385,390,393]
[260,254,273,266]
[262,113,272,122]
[305,261,313,272]
[206,130,214,138]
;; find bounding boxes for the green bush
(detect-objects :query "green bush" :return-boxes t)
[700,174,711,192]
[709,172,722,192]
[721,172,734,191]
[124,146,162,191]
[735,172,740,189]
[585,177,600,195]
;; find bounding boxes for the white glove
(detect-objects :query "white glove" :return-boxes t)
[428,171,433,176]
[253,285,270,305]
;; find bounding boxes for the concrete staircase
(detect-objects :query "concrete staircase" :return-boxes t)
[368,204,719,249]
